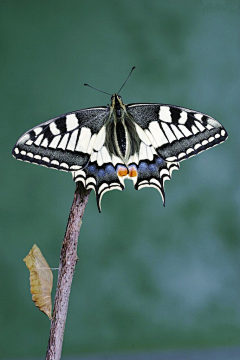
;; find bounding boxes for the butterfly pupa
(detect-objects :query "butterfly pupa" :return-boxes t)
[23,244,53,319]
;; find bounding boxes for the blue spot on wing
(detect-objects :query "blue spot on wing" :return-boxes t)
[105,164,116,174]
[138,162,148,171]
[82,161,124,212]
[134,155,179,206]
[149,163,157,172]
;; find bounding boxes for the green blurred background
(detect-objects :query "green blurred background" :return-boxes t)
[1,0,240,359]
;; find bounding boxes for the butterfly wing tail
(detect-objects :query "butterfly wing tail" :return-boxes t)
[133,156,180,206]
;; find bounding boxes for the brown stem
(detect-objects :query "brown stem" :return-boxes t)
[45,183,91,360]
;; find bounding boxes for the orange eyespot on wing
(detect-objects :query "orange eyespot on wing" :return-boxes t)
[117,165,128,177]
[128,165,138,178]
[23,244,53,319]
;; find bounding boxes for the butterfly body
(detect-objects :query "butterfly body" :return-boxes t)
[12,93,228,211]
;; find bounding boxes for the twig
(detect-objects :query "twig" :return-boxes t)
[45,182,91,360]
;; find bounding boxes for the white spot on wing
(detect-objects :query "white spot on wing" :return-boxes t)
[149,121,168,147]
[161,123,176,143]
[97,150,103,166]
[178,152,186,159]
[86,183,96,191]
[194,143,201,150]
[14,148,19,154]
[34,155,41,160]
[73,170,86,186]
[87,133,97,154]
[194,113,203,121]
[146,146,154,161]
[208,136,215,142]
[128,153,139,165]
[49,135,61,149]
[51,160,59,165]
[150,178,161,186]
[98,186,116,211]
[49,122,60,135]
[41,138,49,147]
[195,121,205,132]
[58,133,69,150]
[135,124,151,145]
[34,134,44,146]
[139,142,148,160]
[67,129,79,151]
[170,124,184,140]
[178,125,192,137]
[75,127,91,153]
[160,168,170,179]
[178,111,188,124]
[42,156,50,162]
[206,124,214,130]
[74,169,86,179]
[70,165,82,170]
[168,163,179,177]
[90,151,98,163]
[93,126,106,151]
[66,114,79,131]
[86,177,97,186]
[111,154,123,167]
[144,129,158,147]
[34,127,43,136]
[60,162,69,169]
[98,183,108,194]
[191,125,199,134]
[74,176,86,187]
[159,106,172,123]
[166,156,177,161]
[101,146,111,163]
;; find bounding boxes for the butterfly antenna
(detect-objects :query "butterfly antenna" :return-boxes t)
[84,83,111,96]
[118,66,136,95]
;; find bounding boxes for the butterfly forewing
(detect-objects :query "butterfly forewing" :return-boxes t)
[12,107,109,172]
[127,104,228,162]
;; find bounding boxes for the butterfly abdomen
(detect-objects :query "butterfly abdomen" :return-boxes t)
[115,121,127,157]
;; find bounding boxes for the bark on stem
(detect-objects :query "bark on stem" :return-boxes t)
[45,183,91,360]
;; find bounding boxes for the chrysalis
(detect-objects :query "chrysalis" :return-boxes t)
[23,244,53,319]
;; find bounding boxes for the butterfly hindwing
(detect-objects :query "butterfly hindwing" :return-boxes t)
[127,104,228,162]
[132,155,180,205]
[73,149,125,212]
[12,107,109,172]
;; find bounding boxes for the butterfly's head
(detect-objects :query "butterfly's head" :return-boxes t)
[110,94,125,118]
[111,94,123,107]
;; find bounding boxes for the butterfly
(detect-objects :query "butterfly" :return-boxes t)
[12,73,228,212]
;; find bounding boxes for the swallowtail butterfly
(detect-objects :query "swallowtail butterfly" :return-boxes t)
[12,78,228,211]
